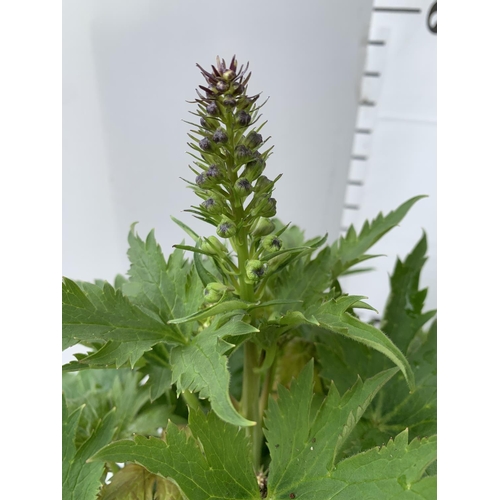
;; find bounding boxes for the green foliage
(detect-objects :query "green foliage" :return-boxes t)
[62,56,436,499]
[92,409,261,500]
[264,363,436,499]
[63,395,116,500]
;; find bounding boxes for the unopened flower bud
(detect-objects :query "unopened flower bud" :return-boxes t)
[222,69,236,81]
[206,102,218,116]
[203,282,231,303]
[199,137,212,151]
[201,236,227,255]
[223,97,236,108]
[201,197,223,215]
[235,145,253,162]
[234,177,252,198]
[196,172,209,188]
[237,96,253,110]
[250,217,275,237]
[213,128,228,143]
[216,218,237,238]
[206,164,222,183]
[236,110,251,126]
[252,196,277,218]
[245,131,263,149]
[242,157,265,182]
[216,80,229,92]
[200,117,207,128]
[231,82,243,95]
[254,175,273,194]
[246,260,268,282]
[262,234,282,253]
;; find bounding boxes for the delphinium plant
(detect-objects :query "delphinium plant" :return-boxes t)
[62,56,437,499]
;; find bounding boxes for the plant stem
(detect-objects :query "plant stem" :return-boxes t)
[182,390,201,410]
[242,340,262,471]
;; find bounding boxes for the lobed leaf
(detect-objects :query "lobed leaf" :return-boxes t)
[92,409,261,500]
[170,316,258,426]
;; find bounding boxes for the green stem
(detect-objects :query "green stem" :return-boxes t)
[259,351,277,422]
[182,390,201,411]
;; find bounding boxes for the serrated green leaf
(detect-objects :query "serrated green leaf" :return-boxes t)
[91,409,261,500]
[62,278,184,367]
[63,369,152,447]
[381,232,436,354]
[264,364,435,499]
[123,227,203,338]
[99,463,182,500]
[331,195,426,279]
[317,236,437,456]
[62,394,116,500]
[171,317,258,426]
[265,362,398,495]
[307,296,415,390]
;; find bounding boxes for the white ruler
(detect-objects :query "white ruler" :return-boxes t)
[340,0,437,318]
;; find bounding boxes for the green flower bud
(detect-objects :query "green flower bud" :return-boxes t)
[242,156,265,182]
[262,234,282,253]
[234,177,252,198]
[245,131,263,149]
[252,196,277,218]
[235,144,253,162]
[203,282,231,303]
[246,259,268,282]
[267,253,289,272]
[222,69,236,81]
[206,164,223,183]
[201,197,223,215]
[216,218,237,238]
[201,236,228,255]
[250,217,275,237]
[213,128,228,143]
[254,175,273,194]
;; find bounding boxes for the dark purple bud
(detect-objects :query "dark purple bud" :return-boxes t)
[216,80,229,92]
[200,117,207,128]
[199,137,212,151]
[236,110,251,126]
[206,102,218,116]
[223,96,236,108]
[196,172,209,187]
[234,177,252,198]
[206,164,222,182]
[213,128,228,143]
[231,82,243,95]
[246,131,263,149]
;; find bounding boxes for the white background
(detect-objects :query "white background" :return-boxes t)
[63,0,374,284]
[341,0,437,316]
